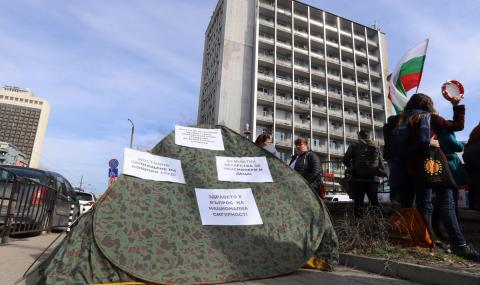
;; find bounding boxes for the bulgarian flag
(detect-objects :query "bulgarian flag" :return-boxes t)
[388,39,429,113]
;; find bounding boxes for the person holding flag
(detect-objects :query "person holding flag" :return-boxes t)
[384,39,430,203]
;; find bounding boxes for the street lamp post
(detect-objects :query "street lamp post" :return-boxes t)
[128,118,135,149]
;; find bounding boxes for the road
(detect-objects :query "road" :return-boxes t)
[0,233,420,285]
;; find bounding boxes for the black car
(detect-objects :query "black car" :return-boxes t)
[0,166,79,233]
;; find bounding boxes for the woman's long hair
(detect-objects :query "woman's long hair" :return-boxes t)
[399,93,436,127]
[254,133,270,146]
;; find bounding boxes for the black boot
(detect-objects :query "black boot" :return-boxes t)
[452,244,480,261]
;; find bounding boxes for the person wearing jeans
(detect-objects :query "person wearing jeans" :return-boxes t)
[416,188,467,248]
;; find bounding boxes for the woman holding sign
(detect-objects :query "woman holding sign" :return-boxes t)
[289,138,322,193]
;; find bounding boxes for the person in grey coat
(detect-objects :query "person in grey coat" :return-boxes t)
[254,133,281,159]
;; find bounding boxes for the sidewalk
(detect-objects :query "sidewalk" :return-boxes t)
[0,233,420,285]
[0,232,65,285]
[340,253,480,285]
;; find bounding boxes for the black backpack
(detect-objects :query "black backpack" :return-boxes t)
[353,142,380,178]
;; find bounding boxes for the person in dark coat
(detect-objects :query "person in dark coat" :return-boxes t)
[383,116,407,204]
[289,137,322,190]
[343,129,386,218]
[463,123,480,210]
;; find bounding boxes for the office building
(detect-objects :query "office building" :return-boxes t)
[197,0,389,161]
[0,86,50,168]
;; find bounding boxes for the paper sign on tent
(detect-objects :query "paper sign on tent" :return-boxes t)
[175,125,225,151]
[195,188,263,225]
[123,148,186,184]
[216,156,273,183]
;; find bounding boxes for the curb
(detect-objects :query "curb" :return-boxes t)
[339,253,480,285]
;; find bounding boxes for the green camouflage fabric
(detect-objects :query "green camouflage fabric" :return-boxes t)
[94,125,338,284]
[38,125,338,284]
[38,211,135,285]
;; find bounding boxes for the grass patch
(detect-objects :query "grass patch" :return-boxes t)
[333,206,476,267]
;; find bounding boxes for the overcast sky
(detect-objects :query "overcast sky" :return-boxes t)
[1,0,479,195]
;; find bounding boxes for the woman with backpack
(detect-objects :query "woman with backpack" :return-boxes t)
[384,93,479,261]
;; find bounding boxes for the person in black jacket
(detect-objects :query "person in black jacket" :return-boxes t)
[343,130,386,218]
[289,138,322,191]
[464,123,480,210]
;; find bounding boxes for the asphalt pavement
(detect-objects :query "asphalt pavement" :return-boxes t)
[0,233,420,285]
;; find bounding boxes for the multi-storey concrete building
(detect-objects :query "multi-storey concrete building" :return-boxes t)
[0,86,50,168]
[198,0,390,161]
[0,141,28,167]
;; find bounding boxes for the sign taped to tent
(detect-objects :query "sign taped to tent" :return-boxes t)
[195,188,263,225]
[175,125,225,150]
[123,148,186,183]
[216,156,273,182]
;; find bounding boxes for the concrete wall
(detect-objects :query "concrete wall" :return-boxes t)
[217,0,256,133]
[379,32,393,118]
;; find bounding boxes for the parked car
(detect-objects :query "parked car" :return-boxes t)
[74,188,96,215]
[0,166,79,233]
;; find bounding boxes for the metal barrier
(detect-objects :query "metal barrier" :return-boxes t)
[0,167,57,243]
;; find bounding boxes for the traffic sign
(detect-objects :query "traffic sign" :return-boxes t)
[109,158,119,169]
[109,168,118,178]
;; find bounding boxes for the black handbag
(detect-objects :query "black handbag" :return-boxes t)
[422,147,457,189]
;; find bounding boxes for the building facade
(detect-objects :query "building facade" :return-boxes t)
[198,0,390,161]
[0,141,28,167]
[0,86,50,168]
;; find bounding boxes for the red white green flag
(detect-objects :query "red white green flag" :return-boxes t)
[388,39,429,113]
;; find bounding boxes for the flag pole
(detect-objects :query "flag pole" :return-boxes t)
[415,39,429,93]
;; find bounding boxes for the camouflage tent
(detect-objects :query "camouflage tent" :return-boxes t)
[39,126,338,285]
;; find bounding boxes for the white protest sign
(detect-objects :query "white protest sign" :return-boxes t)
[123,148,186,184]
[195,188,263,225]
[216,156,273,183]
[175,126,224,151]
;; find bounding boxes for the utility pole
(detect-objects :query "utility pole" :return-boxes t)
[128,118,135,148]
[79,175,83,189]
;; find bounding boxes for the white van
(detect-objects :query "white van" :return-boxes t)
[324,193,352,202]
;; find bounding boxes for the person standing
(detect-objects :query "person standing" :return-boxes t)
[438,131,470,206]
[463,123,480,210]
[289,138,322,191]
[432,131,470,241]
[254,133,281,159]
[385,93,479,261]
[343,130,386,218]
